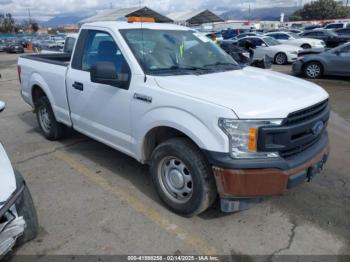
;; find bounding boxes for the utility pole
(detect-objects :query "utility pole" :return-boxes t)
[346,0,349,7]
[248,3,251,23]
[28,8,31,22]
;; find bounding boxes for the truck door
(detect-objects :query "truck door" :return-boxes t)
[66,29,134,156]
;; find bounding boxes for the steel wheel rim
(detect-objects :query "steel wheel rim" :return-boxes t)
[38,106,51,133]
[276,54,286,65]
[157,156,193,204]
[306,64,320,78]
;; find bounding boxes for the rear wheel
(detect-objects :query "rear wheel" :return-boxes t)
[303,61,323,79]
[35,96,65,140]
[150,138,217,217]
[274,53,288,65]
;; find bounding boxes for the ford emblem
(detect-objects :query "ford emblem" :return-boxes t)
[312,121,324,136]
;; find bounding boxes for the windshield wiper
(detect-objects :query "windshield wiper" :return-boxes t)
[203,62,238,67]
[168,65,209,71]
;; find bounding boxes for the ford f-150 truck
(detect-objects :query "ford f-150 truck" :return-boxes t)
[18,21,330,216]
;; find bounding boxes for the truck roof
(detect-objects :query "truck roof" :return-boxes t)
[82,21,190,31]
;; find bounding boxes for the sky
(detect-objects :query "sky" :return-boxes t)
[0,0,345,21]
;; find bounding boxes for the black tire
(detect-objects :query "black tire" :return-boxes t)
[303,61,323,79]
[14,171,39,246]
[35,96,65,140]
[301,44,311,49]
[274,52,288,65]
[150,138,217,217]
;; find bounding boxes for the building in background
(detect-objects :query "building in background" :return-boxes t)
[167,9,224,27]
[80,6,173,24]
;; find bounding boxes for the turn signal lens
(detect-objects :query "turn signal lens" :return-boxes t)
[248,128,257,152]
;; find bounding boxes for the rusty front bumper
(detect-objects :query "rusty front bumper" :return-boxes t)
[213,144,330,199]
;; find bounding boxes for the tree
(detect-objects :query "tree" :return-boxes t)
[31,21,39,32]
[21,19,39,33]
[289,0,350,21]
[0,13,15,33]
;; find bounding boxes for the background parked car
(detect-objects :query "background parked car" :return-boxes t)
[229,32,262,41]
[292,42,350,78]
[303,24,322,31]
[237,36,302,65]
[0,41,7,52]
[265,31,325,49]
[4,42,24,53]
[324,22,350,30]
[336,28,350,36]
[300,29,350,48]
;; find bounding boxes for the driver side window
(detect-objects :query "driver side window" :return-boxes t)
[81,30,127,74]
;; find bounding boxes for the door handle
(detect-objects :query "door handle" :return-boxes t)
[72,82,84,91]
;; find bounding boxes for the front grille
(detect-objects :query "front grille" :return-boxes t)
[258,99,330,158]
[279,135,322,158]
[283,99,329,126]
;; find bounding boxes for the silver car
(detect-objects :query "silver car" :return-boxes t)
[292,42,350,78]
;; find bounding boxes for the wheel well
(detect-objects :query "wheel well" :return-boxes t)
[31,85,46,108]
[143,126,196,162]
[302,60,324,72]
[301,43,311,48]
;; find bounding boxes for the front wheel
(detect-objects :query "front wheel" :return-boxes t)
[301,44,311,49]
[303,62,323,79]
[150,138,217,217]
[274,53,288,65]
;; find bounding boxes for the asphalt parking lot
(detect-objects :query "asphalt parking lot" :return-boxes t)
[1,52,350,258]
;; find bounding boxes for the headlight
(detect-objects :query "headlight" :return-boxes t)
[219,119,282,159]
[289,51,298,55]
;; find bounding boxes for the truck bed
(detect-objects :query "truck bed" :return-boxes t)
[21,53,71,67]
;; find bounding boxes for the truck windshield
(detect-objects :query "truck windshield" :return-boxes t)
[120,29,239,75]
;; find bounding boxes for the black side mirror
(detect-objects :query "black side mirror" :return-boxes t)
[90,62,130,89]
[0,100,5,113]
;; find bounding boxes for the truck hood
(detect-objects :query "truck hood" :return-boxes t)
[154,67,329,119]
[0,143,16,205]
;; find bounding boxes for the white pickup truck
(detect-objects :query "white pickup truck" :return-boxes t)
[18,21,330,216]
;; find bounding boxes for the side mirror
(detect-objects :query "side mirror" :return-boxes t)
[0,100,5,113]
[90,62,130,89]
[261,43,267,47]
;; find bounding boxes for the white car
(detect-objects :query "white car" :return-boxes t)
[0,101,38,259]
[18,21,330,216]
[237,36,302,64]
[265,31,326,49]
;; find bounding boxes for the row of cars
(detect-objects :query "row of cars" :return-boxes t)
[0,35,67,54]
[216,23,350,79]
[0,40,25,53]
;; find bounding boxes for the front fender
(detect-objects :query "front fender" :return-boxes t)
[134,106,229,161]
